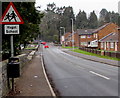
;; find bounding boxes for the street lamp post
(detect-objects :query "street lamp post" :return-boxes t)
[59,29,61,44]
[60,27,65,46]
[71,18,74,50]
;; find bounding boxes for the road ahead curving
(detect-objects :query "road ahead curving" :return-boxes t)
[42,45,118,96]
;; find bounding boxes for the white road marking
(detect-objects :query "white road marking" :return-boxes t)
[89,71,110,80]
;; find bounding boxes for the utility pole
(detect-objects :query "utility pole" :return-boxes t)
[71,18,74,50]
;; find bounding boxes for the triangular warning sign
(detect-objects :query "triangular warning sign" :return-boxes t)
[0,2,24,24]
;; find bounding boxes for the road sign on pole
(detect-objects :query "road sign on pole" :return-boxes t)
[1,2,24,92]
[0,2,24,24]
[5,25,19,34]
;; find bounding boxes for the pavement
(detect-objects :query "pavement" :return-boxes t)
[61,48,119,67]
[7,47,54,97]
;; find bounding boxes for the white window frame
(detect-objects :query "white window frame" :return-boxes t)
[81,42,87,46]
[110,42,114,49]
[87,35,91,38]
[81,35,86,38]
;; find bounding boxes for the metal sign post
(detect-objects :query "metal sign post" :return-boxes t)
[11,35,14,57]
[10,35,14,91]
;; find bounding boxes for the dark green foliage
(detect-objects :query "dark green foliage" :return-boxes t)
[118,16,120,26]
[62,6,75,32]
[99,9,120,26]
[88,11,98,29]
[47,2,56,12]
[76,10,88,29]
[40,4,75,42]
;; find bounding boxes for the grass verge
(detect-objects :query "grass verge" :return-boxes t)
[72,49,120,61]
[62,46,78,49]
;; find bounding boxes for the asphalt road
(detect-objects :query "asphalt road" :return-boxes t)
[42,44,118,96]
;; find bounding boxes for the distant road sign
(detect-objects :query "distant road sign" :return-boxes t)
[5,25,19,34]
[0,2,24,24]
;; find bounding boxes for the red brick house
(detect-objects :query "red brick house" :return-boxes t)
[78,23,118,49]
[63,31,80,47]
[71,31,80,47]
[77,29,95,47]
[63,23,118,50]
[99,32,118,51]
[93,23,118,49]
[64,32,72,46]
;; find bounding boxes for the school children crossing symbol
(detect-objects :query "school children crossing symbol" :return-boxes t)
[0,2,24,24]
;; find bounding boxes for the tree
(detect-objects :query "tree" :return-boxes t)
[118,15,120,26]
[62,6,75,32]
[40,4,61,42]
[40,5,75,42]
[88,11,98,29]
[99,9,109,26]
[99,9,120,26]
[47,2,56,12]
[110,11,119,24]
[56,7,65,15]
[76,10,88,29]
[104,12,110,23]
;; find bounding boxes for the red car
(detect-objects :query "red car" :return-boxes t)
[41,42,46,45]
[44,45,49,48]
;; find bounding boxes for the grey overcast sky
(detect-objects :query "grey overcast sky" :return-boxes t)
[35,0,119,16]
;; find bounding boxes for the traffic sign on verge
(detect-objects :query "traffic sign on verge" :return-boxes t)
[5,25,19,34]
[0,2,24,24]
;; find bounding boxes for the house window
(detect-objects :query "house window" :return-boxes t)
[81,42,87,46]
[81,35,86,38]
[110,42,114,48]
[101,42,104,48]
[87,35,91,38]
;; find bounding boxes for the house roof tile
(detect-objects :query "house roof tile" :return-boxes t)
[77,29,95,35]
[99,32,118,42]
[77,23,116,36]
[93,23,111,33]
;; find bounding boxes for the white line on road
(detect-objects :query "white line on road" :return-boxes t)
[89,71,110,80]
[41,53,56,97]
